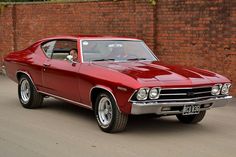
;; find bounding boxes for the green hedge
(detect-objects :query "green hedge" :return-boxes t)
[0,0,47,2]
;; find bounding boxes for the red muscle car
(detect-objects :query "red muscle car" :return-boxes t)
[4,35,232,133]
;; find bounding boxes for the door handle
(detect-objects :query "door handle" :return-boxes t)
[43,63,51,67]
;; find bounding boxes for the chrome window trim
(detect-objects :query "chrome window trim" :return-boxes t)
[89,85,121,112]
[40,39,78,60]
[39,91,92,110]
[80,39,158,63]
[141,41,159,61]
[40,40,57,59]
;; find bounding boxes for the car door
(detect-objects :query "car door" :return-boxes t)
[41,39,80,102]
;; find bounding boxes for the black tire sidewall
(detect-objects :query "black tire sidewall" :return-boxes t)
[18,76,34,108]
[95,93,117,132]
[176,111,206,124]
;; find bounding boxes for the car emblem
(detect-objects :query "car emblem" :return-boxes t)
[187,91,195,97]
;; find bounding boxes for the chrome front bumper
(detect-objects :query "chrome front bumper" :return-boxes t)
[131,96,233,115]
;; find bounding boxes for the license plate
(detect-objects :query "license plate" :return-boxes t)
[183,105,200,115]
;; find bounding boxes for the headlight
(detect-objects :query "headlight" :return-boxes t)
[137,88,149,100]
[221,83,231,95]
[211,84,222,95]
[149,88,160,99]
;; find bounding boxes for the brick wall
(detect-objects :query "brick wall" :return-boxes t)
[0,0,235,95]
[155,0,236,95]
[0,5,14,66]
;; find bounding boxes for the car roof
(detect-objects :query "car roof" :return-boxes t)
[39,35,140,42]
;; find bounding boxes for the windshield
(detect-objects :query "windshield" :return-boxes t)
[81,40,157,62]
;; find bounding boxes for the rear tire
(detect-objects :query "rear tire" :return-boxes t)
[95,92,128,133]
[18,75,43,109]
[176,111,206,124]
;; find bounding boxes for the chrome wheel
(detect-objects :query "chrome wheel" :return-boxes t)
[98,97,113,126]
[95,93,128,132]
[18,75,43,109]
[20,79,31,104]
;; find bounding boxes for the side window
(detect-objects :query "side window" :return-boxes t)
[52,40,77,60]
[41,40,77,60]
[41,40,56,58]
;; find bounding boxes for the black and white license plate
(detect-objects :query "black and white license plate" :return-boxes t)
[182,105,200,115]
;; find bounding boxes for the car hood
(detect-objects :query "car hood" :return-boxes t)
[93,61,228,87]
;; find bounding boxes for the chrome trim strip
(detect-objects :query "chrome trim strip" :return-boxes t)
[160,93,187,96]
[89,85,121,112]
[142,42,159,61]
[160,91,211,96]
[40,39,78,59]
[39,91,92,110]
[79,39,83,63]
[128,89,137,102]
[194,91,211,94]
[16,70,37,91]
[117,86,128,91]
[131,95,219,103]
[161,86,212,90]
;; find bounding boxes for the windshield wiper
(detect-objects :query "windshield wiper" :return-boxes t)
[127,58,147,61]
[92,58,115,62]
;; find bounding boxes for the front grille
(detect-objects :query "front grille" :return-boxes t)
[159,87,212,101]
[129,86,217,102]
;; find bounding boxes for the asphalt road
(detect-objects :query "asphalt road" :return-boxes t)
[0,75,236,157]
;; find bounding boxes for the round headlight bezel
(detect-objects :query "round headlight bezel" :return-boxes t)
[221,83,231,95]
[149,88,161,99]
[136,88,149,100]
[211,84,222,95]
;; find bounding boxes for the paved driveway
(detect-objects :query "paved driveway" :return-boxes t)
[0,76,236,157]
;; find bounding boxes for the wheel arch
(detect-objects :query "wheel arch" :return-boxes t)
[90,85,121,112]
[16,71,37,90]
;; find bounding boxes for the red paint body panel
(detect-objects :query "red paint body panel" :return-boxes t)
[4,35,231,114]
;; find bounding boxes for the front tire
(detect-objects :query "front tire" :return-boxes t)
[18,75,43,109]
[95,93,128,133]
[176,111,206,124]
